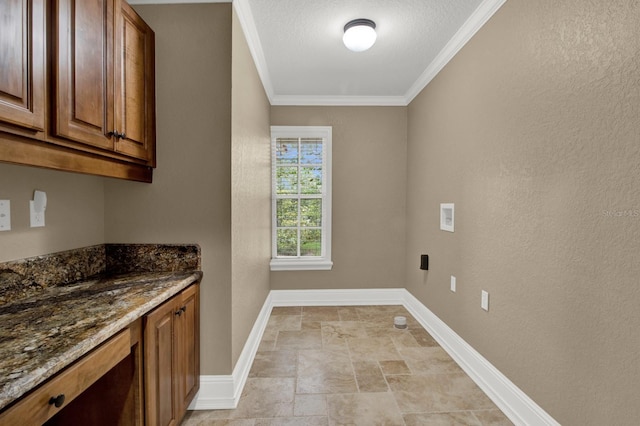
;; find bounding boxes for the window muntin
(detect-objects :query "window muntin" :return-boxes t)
[271,127,332,271]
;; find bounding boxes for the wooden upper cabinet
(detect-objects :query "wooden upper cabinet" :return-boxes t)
[0,0,155,181]
[53,0,116,150]
[0,0,46,131]
[53,0,155,163]
[115,2,156,164]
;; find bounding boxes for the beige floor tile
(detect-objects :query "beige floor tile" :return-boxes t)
[408,328,439,347]
[184,306,511,425]
[230,378,295,419]
[347,336,402,362]
[262,316,302,340]
[301,319,322,330]
[303,306,340,322]
[293,394,327,416]
[472,409,515,425]
[276,329,322,350]
[356,308,398,325]
[399,346,465,375]
[387,373,496,413]
[255,417,328,426]
[390,331,421,348]
[337,306,360,321]
[403,411,482,426]
[327,393,404,426]
[378,360,411,375]
[194,419,255,426]
[321,321,368,348]
[357,305,406,314]
[304,306,340,314]
[352,360,388,392]
[249,350,297,378]
[181,410,236,425]
[266,315,302,331]
[257,339,276,352]
[271,306,303,316]
[364,324,409,338]
[296,348,358,394]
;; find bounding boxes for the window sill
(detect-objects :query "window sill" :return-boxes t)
[270,258,333,271]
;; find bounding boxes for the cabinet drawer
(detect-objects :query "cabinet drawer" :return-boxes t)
[0,328,131,425]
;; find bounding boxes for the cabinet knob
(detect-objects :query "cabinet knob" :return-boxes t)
[175,309,182,317]
[49,394,66,408]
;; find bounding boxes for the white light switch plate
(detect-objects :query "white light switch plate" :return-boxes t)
[450,276,456,292]
[0,200,10,231]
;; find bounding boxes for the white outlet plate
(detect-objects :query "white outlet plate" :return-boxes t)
[450,276,456,292]
[0,200,10,231]
[30,200,45,227]
[481,290,489,311]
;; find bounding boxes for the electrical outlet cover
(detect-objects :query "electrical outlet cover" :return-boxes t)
[0,200,10,231]
[440,203,454,232]
[30,200,45,227]
[481,290,489,311]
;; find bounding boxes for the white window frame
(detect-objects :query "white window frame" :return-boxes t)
[270,126,333,271]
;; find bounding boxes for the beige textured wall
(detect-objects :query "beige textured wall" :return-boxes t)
[230,8,271,367]
[0,164,104,262]
[105,4,233,374]
[270,106,407,290]
[406,0,640,424]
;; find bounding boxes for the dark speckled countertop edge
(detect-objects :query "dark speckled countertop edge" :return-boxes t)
[0,270,202,412]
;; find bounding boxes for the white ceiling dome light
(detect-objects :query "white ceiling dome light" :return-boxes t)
[343,19,377,52]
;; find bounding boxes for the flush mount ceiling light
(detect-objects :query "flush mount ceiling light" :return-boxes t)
[343,18,377,52]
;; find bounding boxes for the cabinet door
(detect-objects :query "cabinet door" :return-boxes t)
[115,2,155,163]
[144,299,179,426]
[176,284,200,415]
[0,0,45,131]
[53,0,117,150]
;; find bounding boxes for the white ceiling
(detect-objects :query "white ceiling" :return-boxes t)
[130,0,507,106]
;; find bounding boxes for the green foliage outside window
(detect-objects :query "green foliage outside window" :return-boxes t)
[275,137,324,257]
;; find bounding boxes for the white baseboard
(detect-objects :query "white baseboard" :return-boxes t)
[270,288,406,306]
[401,291,560,426]
[188,291,275,410]
[188,288,559,425]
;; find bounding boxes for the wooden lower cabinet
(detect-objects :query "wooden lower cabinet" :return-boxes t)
[0,328,137,426]
[0,283,200,426]
[144,284,200,426]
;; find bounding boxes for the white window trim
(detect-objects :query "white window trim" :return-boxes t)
[270,126,333,271]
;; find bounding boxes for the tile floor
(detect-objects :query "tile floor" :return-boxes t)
[181,305,514,426]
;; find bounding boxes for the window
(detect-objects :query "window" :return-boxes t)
[270,126,332,271]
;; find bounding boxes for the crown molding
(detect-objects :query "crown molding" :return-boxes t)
[233,0,275,102]
[130,0,507,107]
[404,0,508,104]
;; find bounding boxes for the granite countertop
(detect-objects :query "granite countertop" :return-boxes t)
[0,270,202,411]
[0,244,202,412]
